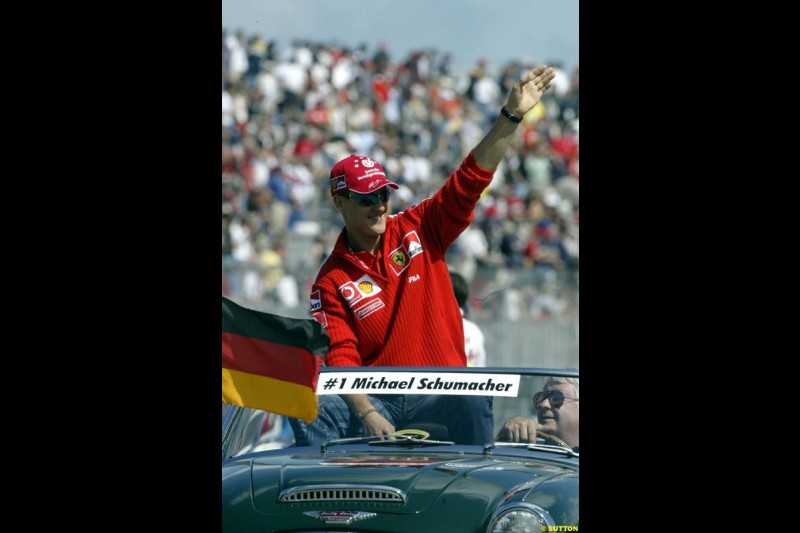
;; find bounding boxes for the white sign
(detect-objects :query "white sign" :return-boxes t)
[316,372,521,397]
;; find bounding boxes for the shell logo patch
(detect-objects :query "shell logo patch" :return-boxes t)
[339,274,382,306]
[358,280,374,293]
[338,275,385,320]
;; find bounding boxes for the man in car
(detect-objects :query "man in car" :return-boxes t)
[289,65,556,447]
[495,376,579,452]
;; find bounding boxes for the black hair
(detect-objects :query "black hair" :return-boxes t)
[449,270,469,309]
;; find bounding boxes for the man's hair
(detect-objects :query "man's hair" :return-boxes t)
[449,271,469,308]
[545,376,579,400]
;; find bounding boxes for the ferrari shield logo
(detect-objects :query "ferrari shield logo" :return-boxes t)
[388,230,423,276]
[391,250,407,267]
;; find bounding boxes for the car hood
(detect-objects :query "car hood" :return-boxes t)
[262,453,563,514]
[232,448,574,517]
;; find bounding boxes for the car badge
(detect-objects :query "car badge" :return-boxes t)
[304,511,377,525]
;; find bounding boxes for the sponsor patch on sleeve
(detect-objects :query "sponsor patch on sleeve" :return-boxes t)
[388,231,424,276]
[311,310,328,328]
[309,289,328,327]
[404,231,423,257]
[310,289,322,312]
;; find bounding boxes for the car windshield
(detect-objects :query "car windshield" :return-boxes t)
[223,367,578,459]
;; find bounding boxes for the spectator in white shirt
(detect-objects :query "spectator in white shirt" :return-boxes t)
[450,271,487,367]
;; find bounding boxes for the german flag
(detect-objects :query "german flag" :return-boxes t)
[222,297,328,423]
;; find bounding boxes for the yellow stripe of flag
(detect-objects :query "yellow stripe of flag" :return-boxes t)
[222,368,318,423]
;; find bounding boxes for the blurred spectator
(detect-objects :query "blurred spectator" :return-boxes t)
[448,221,489,283]
[450,271,487,367]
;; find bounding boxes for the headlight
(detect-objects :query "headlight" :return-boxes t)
[487,503,555,533]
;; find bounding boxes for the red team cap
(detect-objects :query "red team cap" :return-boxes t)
[329,155,399,196]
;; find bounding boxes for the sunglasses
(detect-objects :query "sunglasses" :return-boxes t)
[345,188,391,207]
[533,390,579,409]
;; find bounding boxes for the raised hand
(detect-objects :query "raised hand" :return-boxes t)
[505,65,556,117]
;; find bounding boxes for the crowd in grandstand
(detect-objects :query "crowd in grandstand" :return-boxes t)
[222,29,579,322]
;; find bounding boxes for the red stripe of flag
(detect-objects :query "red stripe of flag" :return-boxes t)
[222,331,321,389]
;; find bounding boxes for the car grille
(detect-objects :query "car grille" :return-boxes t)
[279,484,406,504]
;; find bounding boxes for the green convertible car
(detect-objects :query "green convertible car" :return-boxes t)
[222,366,579,532]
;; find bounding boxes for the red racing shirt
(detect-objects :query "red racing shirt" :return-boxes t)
[310,152,494,367]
